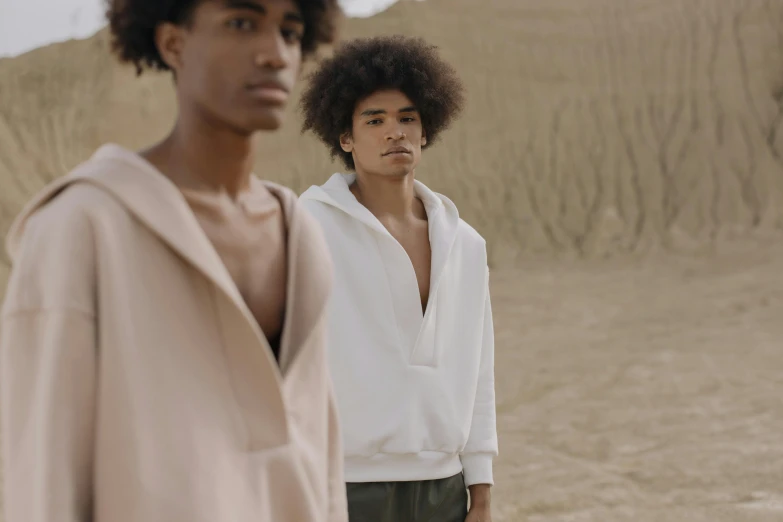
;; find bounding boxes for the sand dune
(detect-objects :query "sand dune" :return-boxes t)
[1,0,783,520]
[2,0,783,267]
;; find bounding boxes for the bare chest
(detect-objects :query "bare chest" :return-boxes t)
[389,224,432,312]
[212,212,288,344]
[184,191,288,355]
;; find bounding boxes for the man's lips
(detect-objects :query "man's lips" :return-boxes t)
[246,81,290,104]
[383,146,412,156]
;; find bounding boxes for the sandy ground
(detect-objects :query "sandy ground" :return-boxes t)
[489,239,783,521]
[1,243,781,521]
[1,0,783,520]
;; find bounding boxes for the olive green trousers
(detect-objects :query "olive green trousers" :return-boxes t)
[346,472,468,522]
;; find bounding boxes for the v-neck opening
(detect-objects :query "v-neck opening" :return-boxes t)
[311,172,459,365]
[374,208,438,361]
[100,144,295,381]
[257,183,295,376]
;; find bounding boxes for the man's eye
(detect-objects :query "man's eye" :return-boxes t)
[401,117,416,122]
[367,119,382,125]
[227,18,255,31]
[282,28,304,44]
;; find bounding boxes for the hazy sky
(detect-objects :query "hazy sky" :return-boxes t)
[0,0,411,58]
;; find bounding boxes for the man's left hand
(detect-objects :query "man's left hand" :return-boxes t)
[465,484,492,522]
[465,504,492,522]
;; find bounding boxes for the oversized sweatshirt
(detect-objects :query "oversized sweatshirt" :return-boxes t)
[0,144,348,522]
[300,173,498,487]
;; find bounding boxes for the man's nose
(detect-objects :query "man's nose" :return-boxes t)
[254,32,290,70]
[386,124,406,140]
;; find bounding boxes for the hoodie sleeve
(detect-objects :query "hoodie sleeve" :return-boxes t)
[1,200,97,522]
[459,266,499,487]
[326,374,349,522]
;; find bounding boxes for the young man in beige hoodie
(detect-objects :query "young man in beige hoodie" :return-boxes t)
[0,1,347,521]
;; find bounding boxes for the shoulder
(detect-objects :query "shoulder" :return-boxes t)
[39,181,124,220]
[456,218,488,263]
[457,218,487,248]
[284,194,335,297]
[262,179,298,200]
[5,158,137,275]
[298,189,329,213]
[3,183,112,314]
[14,181,122,255]
[298,193,344,229]
[290,194,333,262]
[8,154,143,256]
[452,218,489,274]
[427,187,486,250]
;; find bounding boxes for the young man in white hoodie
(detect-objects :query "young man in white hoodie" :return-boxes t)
[0,1,349,521]
[299,35,498,522]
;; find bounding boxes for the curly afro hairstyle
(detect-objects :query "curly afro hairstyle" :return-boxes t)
[299,35,465,170]
[106,0,341,75]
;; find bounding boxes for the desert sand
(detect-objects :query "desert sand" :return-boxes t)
[1,0,782,520]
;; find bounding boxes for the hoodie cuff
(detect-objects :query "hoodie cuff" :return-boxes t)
[460,453,494,487]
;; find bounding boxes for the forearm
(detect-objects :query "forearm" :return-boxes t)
[461,270,498,486]
[469,483,492,509]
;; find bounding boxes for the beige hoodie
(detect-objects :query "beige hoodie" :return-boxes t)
[0,144,348,522]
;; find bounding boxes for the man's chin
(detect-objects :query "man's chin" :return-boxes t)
[247,108,286,132]
[379,167,414,178]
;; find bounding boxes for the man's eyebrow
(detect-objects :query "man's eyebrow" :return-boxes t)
[223,0,266,14]
[222,0,304,23]
[284,10,304,23]
[360,107,419,117]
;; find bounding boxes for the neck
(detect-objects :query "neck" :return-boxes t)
[145,106,255,198]
[351,170,422,220]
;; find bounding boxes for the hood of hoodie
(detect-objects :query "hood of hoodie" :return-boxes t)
[5,144,292,328]
[300,172,462,301]
[6,144,200,262]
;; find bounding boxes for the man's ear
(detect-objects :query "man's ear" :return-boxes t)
[155,22,186,72]
[421,129,427,147]
[340,132,353,153]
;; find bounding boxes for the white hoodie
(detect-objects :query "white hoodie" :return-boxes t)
[300,173,498,487]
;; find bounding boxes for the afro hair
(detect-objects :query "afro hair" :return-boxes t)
[299,35,465,170]
[106,0,341,75]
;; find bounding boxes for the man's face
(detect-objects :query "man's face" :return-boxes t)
[341,89,427,177]
[160,0,304,134]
